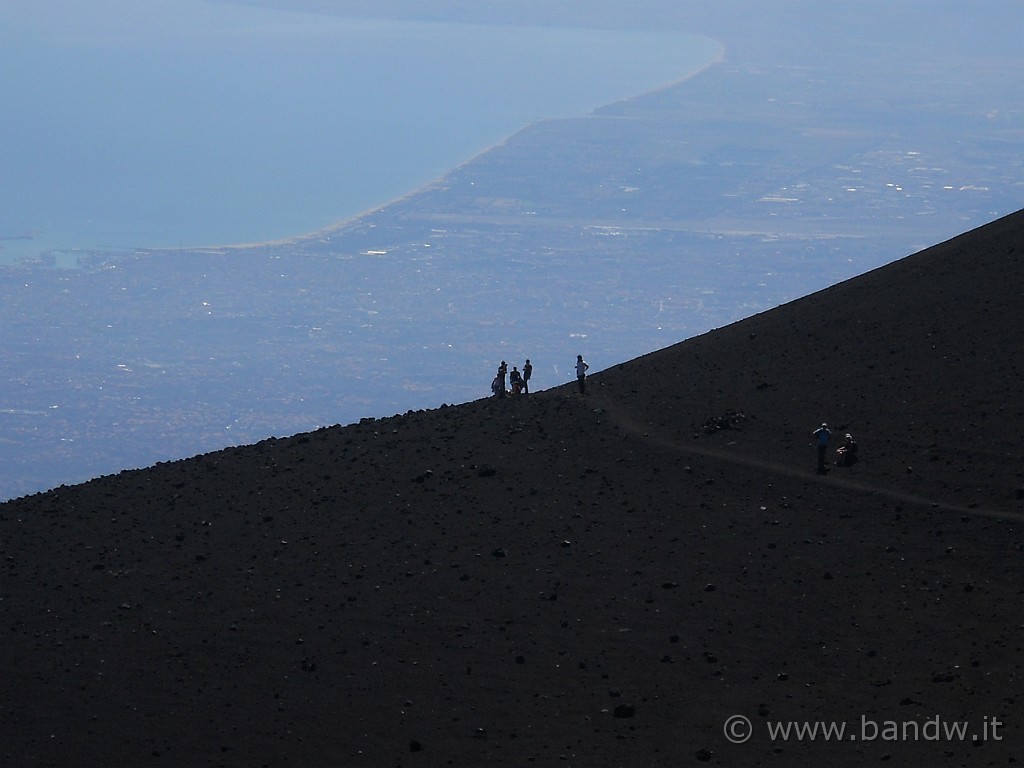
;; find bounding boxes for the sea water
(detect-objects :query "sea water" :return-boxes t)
[0,0,721,264]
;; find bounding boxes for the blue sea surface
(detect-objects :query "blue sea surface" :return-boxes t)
[0,0,721,263]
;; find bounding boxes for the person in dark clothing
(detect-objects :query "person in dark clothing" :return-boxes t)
[835,433,858,466]
[813,422,831,472]
[522,359,533,394]
[497,361,507,397]
[509,366,523,395]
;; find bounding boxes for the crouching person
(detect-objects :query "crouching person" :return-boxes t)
[835,433,858,466]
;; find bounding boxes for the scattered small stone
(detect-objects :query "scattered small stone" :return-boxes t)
[695,748,713,761]
[409,740,423,752]
[613,704,635,719]
[700,410,746,434]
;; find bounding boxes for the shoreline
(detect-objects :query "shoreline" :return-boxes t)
[141,175,454,254]
[138,42,726,256]
[0,33,725,267]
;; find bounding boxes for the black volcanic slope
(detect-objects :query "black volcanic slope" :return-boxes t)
[2,210,1022,767]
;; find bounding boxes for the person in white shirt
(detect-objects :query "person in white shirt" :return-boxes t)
[575,355,589,394]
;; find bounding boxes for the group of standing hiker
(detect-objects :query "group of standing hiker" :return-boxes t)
[492,359,533,397]
[491,355,590,397]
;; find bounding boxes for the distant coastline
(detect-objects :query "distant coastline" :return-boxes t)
[142,178,449,255]
[0,2,723,266]
[144,45,726,256]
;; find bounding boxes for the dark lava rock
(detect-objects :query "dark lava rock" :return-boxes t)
[700,410,746,434]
